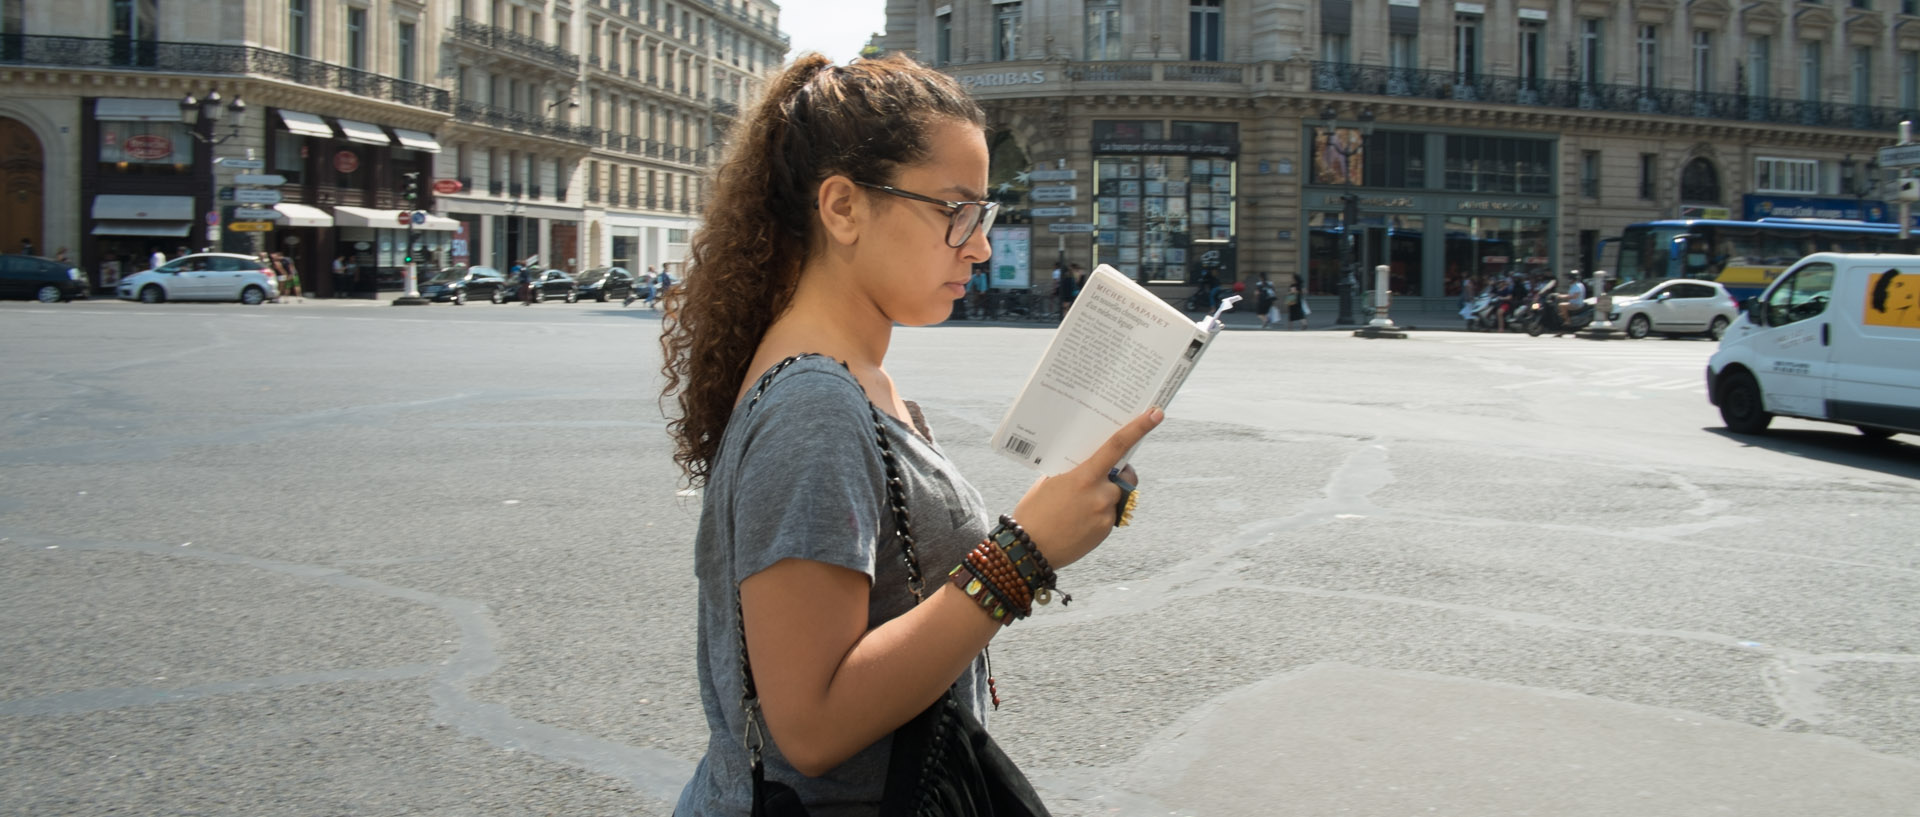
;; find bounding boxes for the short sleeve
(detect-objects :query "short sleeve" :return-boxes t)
[729,365,887,586]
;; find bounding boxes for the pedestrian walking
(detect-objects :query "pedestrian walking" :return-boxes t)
[1255,273,1278,329]
[1287,279,1310,330]
[659,53,1161,817]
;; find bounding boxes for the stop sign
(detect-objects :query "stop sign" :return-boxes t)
[397,210,413,226]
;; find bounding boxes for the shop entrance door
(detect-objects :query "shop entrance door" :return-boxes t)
[0,118,45,256]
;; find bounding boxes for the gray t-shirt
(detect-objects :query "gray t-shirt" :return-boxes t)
[676,356,991,817]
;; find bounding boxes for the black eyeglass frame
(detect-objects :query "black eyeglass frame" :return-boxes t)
[852,181,1000,248]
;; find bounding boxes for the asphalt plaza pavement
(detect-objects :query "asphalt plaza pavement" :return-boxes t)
[2,299,1917,816]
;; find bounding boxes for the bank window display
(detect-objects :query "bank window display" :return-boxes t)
[1443,216,1551,295]
[1305,214,1426,295]
[1443,135,1552,194]
[1092,156,1236,283]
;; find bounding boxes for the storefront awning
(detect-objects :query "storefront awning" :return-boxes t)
[391,128,443,153]
[278,110,334,138]
[95,98,185,122]
[273,202,334,228]
[333,206,460,232]
[335,119,393,146]
[92,221,193,237]
[92,194,195,221]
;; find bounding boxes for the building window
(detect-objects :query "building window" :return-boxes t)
[1390,32,1419,74]
[1852,46,1872,106]
[1190,0,1221,62]
[1580,150,1600,198]
[1754,157,1819,194]
[1639,153,1656,199]
[1090,154,1237,283]
[1692,30,1711,92]
[1322,31,1350,63]
[1748,36,1770,96]
[273,130,305,184]
[1518,22,1542,87]
[1580,19,1603,83]
[1802,40,1822,102]
[1454,14,1480,80]
[1636,25,1658,89]
[1443,135,1552,194]
[935,12,951,66]
[1087,0,1122,61]
[398,21,416,82]
[289,0,310,57]
[347,6,367,70]
[1680,158,1720,203]
[996,2,1023,61]
[1360,130,1427,189]
[1902,51,1918,110]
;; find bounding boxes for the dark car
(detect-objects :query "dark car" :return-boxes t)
[522,268,577,303]
[573,267,635,302]
[422,265,508,304]
[0,254,86,303]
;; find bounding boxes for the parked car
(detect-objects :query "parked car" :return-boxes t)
[117,253,275,305]
[573,267,635,302]
[1600,278,1741,340]
[0,254,86,302]
[1708,252,1920,438]
[422,265,508,304]
[522,268,578,303]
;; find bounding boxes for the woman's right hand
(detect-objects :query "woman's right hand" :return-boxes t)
[1008,407,1164,570]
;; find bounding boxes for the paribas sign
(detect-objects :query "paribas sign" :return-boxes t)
[960,71,1047,89]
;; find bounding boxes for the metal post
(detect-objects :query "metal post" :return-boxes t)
[1336,193,1358,325]
[1903,121,1914,241]
[1369,264,1394,327]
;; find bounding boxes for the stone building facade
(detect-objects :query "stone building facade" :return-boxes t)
[0,0,785,295]
[876,0,1915,309]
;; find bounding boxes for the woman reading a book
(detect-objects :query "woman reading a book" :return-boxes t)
[659,53,1162,815]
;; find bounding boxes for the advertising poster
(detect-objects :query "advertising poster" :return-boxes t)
[988,225,1031,289]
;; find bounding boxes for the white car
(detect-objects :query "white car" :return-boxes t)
[1601,278,1741,340]
[117,253,275,305]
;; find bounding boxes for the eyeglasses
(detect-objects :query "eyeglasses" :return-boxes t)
[853,181,999,248]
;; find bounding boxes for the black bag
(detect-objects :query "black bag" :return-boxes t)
[739,356,1049,817]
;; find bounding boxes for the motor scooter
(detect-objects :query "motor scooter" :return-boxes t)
[1528,295,1595,336]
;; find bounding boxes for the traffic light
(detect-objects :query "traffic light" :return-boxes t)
[402,172,420,206]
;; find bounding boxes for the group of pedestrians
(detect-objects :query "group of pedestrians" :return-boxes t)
[1253,274,1310,330]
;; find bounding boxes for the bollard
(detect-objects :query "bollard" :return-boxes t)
[392,260,429,305]
[1591,269,1613,333]
[1353,264,1408,338]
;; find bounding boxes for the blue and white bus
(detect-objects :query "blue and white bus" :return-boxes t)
[1613,218,1918,300]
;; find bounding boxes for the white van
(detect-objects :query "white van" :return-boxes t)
[1707,253,1920,439]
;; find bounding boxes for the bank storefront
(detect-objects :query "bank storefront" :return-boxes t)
[1089,120,1241,286]
[1303,126,1559,302]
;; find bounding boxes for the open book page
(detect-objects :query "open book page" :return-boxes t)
[991,265,1227,474]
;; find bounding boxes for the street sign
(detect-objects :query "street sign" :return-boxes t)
[205,210,220,226]
[1047,223,1096,234]
[218,187,235,201]
[233,207,282,220]
[1030,186,1078,202]
[215,158,265,170]
[233,173,287,186]
[432,179,464,194]
[1029,169,1078,182]
[397,211,414,226]
[1030,206,1077,218]
[411,211,428,225]
[227,221,275,232]
[1879,145,1920,168]
[233,189,283,204]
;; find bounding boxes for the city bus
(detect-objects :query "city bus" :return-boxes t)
[1613,218,1918,300]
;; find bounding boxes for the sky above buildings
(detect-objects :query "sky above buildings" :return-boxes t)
[778,0,888,66]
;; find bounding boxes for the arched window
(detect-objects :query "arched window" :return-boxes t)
[1680,157,1720,203]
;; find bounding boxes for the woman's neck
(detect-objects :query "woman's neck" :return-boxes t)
[763,261,893,373]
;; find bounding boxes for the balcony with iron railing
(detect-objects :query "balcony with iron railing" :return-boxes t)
[588,185,601,202]
[0,34,450,111]
[1311,61,1918,132]
[451,17,580,72]
[455,99,596,144]
[1062,61,1245,83]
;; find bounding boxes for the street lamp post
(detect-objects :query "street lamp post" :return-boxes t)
[179,90,246,253]
[1318,105,1373,325]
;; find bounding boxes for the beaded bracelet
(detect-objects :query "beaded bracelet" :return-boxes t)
[990,516,1070,607]
[948,562,1017,625]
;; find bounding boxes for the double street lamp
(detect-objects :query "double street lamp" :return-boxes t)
[180,90,246,252]
[1317,105,1373,325]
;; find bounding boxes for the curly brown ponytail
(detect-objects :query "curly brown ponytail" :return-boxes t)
[658,53,986,485]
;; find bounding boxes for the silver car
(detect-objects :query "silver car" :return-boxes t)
[1601,278,1741,340]
[117,253,276,305]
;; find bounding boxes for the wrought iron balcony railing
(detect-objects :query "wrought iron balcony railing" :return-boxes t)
[0,34,449,111]
[455,99,596,144]
[452,17,580,72]
[1311,61,1918,131]
[714,100,739,118]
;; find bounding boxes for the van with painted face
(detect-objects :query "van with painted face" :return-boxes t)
[1707,253,1920,439]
